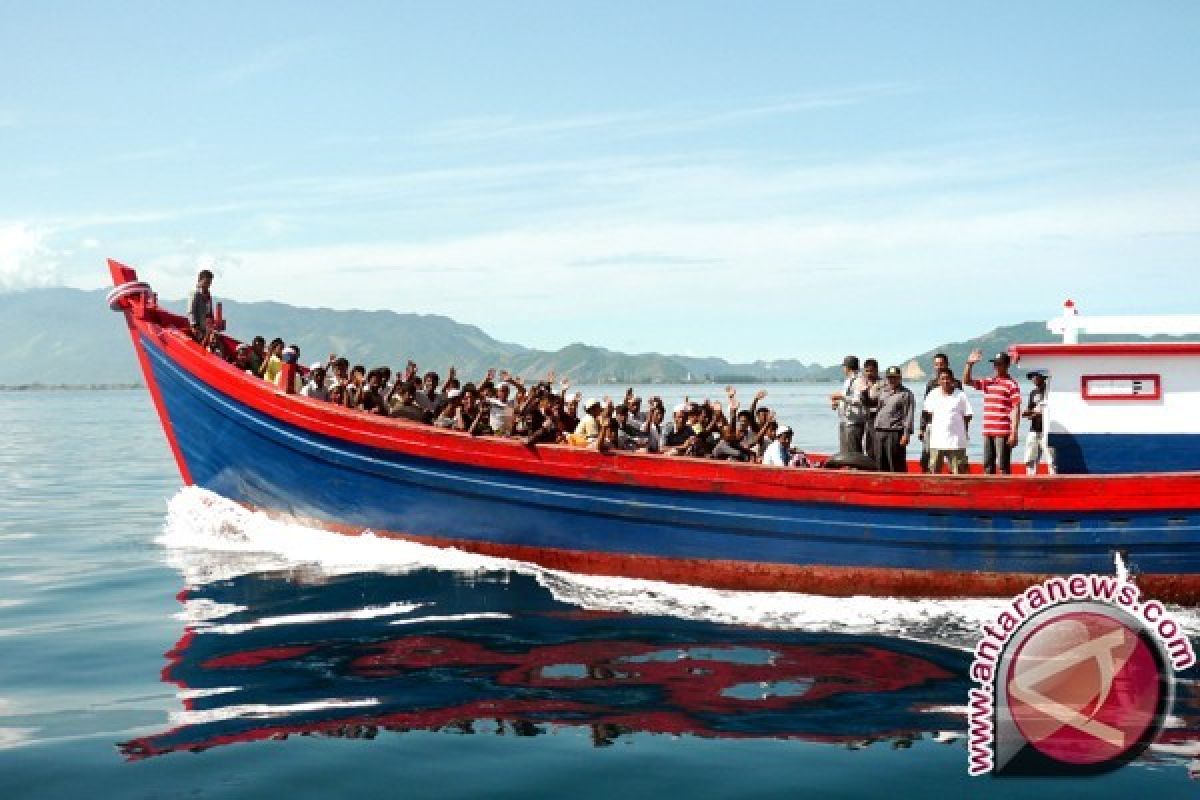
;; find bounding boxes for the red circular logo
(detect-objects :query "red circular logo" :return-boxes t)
[1005,611,1162,765]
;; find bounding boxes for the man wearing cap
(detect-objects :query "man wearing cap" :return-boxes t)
[1022,370,1055,475]
[763,425,796,467]
[872,367,916,472]
[964,348,1022,474]
[830,355,868,455]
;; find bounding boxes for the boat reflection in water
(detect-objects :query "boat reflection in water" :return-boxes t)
[121,565,978,759]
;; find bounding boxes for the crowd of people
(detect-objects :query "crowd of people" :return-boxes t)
[187,270,1052,475]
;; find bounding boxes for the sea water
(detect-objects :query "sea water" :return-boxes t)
[1,388,1197,799]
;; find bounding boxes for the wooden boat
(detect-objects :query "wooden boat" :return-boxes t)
[107,260,1200,602]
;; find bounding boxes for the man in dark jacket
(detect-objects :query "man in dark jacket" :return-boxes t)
[187,269,214,343]
[873,366,916,472]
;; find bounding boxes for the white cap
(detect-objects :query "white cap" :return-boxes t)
[309,361,323,370]
[585,397,602,410]
[673,403,689,414]
[777,425,793,436]
[445,388,462,399]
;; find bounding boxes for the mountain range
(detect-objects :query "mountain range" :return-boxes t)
[1,288,1195,387]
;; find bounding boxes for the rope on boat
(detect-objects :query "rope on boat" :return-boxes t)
[106,281,152,311]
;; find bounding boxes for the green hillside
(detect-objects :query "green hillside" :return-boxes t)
[4,289,1195,388]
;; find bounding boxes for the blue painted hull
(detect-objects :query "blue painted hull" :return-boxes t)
[141,335,1200,587]
[1053,432,1200,475]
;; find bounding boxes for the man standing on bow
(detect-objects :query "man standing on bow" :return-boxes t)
[963,349,1022,475]
[187,269,214,343]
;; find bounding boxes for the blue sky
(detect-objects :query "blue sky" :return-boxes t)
[2,2,1198,364]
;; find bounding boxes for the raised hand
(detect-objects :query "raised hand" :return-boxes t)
[967,349,983,365]
[754,389,768,401]
[486,368,496,382]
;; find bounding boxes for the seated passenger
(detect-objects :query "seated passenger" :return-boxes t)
[433,392,462,429]
[414,371,444,417]
[276,345,302,393]
[328,383,347,406]
[259,338,284,383]
[360,369,390,415]
[595,418,622,453]
[330,357,350,389]
[248,336,266,376]
[234,344,256,374]
[302,364,329,401]
[483,382,516,435]
[389,381,427,422]
[523,390,562,447]
[560,392,581,433]
[641,403,665,453]
[612,404,647,450]
[346,365,367,408]
[571,399,604,445]
[763,425,798,467]
[711,424,754,462]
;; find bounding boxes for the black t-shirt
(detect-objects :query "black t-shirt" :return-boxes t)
[1027,387,1046,434]
[391,403,427,423]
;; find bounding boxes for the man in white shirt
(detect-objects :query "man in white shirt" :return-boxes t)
[763,425,796,467]
[922,369,973,474]
[301,363,329,401]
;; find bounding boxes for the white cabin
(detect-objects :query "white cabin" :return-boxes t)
[1011,302,1200,474]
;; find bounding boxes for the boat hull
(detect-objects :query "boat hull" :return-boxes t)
[127,328,1200,602]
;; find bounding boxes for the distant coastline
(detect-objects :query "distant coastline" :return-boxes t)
[0,383,145,392]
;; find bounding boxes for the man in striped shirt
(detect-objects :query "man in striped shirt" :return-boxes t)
[963,349,1022,475]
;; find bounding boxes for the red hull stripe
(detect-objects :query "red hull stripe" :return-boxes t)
[292,516,1200,604]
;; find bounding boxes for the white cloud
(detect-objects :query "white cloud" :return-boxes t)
[0,223,61,292]
[419,84,915,144]
[206,38,325,89]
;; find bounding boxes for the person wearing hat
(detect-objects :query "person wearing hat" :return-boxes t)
[1022,370,1055,475]
[964,348,1022,474]
[301,363,329,401]
[573,398,604,444]
[872,366,916,472]
[830,355,868,455]
[762,424,809,467]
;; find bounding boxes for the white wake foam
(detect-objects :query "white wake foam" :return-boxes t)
[158,487,1200,648]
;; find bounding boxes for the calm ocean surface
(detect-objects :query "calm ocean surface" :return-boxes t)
[2,387,1198,799]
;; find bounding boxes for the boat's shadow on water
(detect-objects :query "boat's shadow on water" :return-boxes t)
[120,565,983,759]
